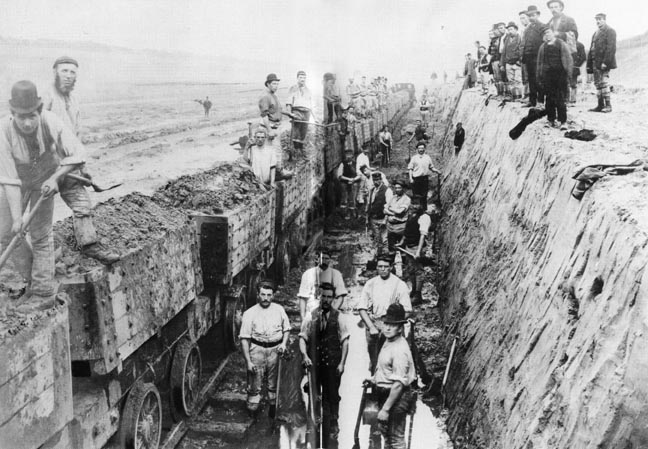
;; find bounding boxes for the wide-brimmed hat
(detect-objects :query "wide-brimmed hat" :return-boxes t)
[526,5,541,15]
[9,80,42,114]
[546,0,564,8]
[265,73,280,86]
[53,56,78,68]
[507,22,519,29]
[382,303,408,324]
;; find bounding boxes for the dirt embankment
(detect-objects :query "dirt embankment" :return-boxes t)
[434,85,648,448]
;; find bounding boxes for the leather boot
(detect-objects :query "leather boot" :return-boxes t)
[82,242,120,264]
[589,94,604,112]
[602,97,612,113]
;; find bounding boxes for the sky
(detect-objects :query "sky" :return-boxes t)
[1,0,647,86]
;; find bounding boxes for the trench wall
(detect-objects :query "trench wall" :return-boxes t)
[436,88,648,448]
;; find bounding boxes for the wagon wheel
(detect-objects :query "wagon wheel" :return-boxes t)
[224,289,246,351]
[119,381,162,449]
[170,338,203,421]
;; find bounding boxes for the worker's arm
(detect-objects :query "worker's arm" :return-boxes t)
[359,309,378,335]
[3,185,23,233]
[299,296,308,320]
[299,337,312,367]
[279,329,290,353]
[42,163,78,196]
[270,166,276,186]
[337,337,349,375]
[415,233,426,258]
[377,381,404,422]
[241,338,256,373]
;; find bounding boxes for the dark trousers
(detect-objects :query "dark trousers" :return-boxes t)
[545,69,568,123]
[291,109,311,149]
[525,58,544,105]
[372,387,415,449]
[411,176,429,206]
[320,364,342,447]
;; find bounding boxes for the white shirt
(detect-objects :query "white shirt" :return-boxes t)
[358,274,412,319]
[239,303,290,343]
[408,153,435,178]
[249,144,276,184]
[298,266,347,313]
[287,84,314,111]
[356,152,370,173]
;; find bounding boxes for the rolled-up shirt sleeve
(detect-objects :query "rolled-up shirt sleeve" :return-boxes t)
[259,96,271,118]
[388,350,414,386]
[238,310,253,340]
[338,315,350,342]
[48,113,86,166]
[0,124,21,186]
[299,314,313,342]
[357,282,372,311]
[280,307,291,333]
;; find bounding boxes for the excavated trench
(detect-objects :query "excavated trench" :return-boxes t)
[430,85,648,449]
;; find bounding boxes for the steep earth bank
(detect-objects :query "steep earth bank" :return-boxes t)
[433,86,648,448]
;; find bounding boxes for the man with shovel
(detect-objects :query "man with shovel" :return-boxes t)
[0,81,118,312]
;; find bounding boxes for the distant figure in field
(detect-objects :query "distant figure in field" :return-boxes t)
[463,53,477,89]
[195,96,212,118]
[587,13,616,113]
[537,28,573,130]
[454,123,465,154]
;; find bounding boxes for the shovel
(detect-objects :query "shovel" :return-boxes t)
[66,173,122,192]
[351,384,368,449]
[0,194,48,271]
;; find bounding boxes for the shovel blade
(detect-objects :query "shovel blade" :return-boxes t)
[91,182,122,192]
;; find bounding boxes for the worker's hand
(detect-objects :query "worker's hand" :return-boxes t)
[362,378,374,387]
[277,343,287,354]
[302,355,313,369]
[246,361,257,374]
[409,177,414,184]
[377,408,390,422]
[368,325,379,336]
[11,217,23,234]
[41,177,59,197]
[601,63,607,70]
[415,251,421,259]
[336,363,345,376]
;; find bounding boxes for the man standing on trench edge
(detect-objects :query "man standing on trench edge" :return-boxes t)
[0,81,119,312]
[239,280,290,417]
[299,282,350,448]
[366,303,417,449]
[259,73,290,176]
[286,70,314,152]
[587,13,617,113]
[537,28,573,130]
[521,6,546,108]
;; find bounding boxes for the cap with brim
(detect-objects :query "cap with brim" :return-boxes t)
[9,80,42,114]
[546,0,564,8]
[496,22,506,27]
[376,253,393,264]
[519,10,529,15]
[382,303,408,324]
[53,56,78,68]
[265,73,280,86]
[393,178,408,188]
[526,5,541,15]
[371,172,383,179]
[595,13,606,19]
[297,70,306,77]
[258,279,276,291]
[507,22,519,29]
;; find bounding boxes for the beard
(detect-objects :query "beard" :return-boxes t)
[56,74,76,94]
[319,263,329,271]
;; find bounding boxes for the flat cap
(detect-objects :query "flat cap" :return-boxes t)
[53,56,78,68]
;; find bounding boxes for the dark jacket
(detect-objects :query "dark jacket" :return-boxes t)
[522,21,546,62]
[454,128,465,148]
[537,39,574,82]
[488,35,501,62]
[587,25,617,72]
[548,14,578,41]
[502,33,522,65]
[572,41,587,76]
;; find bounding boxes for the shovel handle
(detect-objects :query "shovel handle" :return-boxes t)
[0,194,48,271]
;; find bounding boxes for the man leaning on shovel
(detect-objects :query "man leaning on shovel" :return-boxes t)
[0,80,118,312]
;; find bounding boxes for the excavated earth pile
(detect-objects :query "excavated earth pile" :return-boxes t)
[433,86,648,449]
[153,162,269,213]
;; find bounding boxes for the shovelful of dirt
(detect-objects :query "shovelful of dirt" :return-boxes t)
[53,192,189,274]
[152,162,269,214]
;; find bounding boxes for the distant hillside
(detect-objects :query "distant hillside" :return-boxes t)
[0,37,286,102]
[614,30,648,87]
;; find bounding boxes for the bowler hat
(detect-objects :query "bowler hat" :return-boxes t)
[546,0,564,8]
[382,303,408,324]
[507,22,519,29]
[53,56,78,68]
[526,5,541,15]
[265,73,280,86]
[9,80,42,114]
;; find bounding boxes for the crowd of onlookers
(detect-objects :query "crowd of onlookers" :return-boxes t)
[462,1,617,130]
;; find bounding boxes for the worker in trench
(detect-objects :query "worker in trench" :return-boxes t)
[297,247,347,320]
[0,80,119,312]
[299,282,350,448]
[397,196,432,306]
[239,280,291,417]
[364,303,417,449]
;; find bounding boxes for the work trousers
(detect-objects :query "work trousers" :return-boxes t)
[246,343,279,410]
[544,69,568,123]
[340,182,359,212]
[0,179,96,296]
[402,248,424,293]
[491,61,503,82]
[376,387,416,449]
[291,109,311,149]
[525,58,544,105]
[593,68,611,98]
[319,364,342,446]
[506,63,522,96]
[420,110,430,124]
[369,218,388,256]
[411,176,429,207]
[387,231,404,254]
